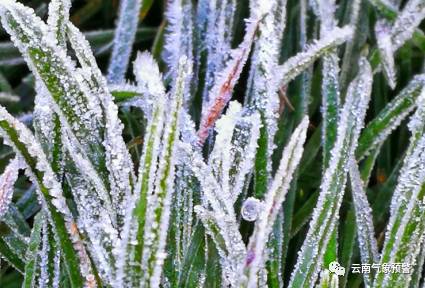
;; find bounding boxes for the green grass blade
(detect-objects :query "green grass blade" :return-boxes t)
[339,207,356,287]
[38,216,61,288]
[314,0,341,168]
[182,145,246,286]
[293,92,408,243]
[317,270,339,288]
[47,0,70,48]
[0,1,111,189]
[0,161,28,272]
[67,22,135,227]
[2,204,31,238]
[110,86,141,103]
[291,191,320,238]
[374,90,425,287]
[368,0,425,70]
[321,52,340,168]
[349,158,379,287]
[244,117,309,286]
[0,106,84,287]
[289,58,372,287]
[247,0,287,200]
[356,75,425,160]
[266,210,284,288]
[0,236,25,273]
[177,224,207,288]
[116,88,165,287]
[142,56,190,287]
[164,162,198,286]
[0,158,21,218]
[278,26,353,86]
[0,2,98,139]
[115,53,167,287]
[409,239,425,288]
[0,205,29,274]
[375,20,397,89]
[339,0,363,90]
[22,212,42,288]
[208,102,260,203]
[315,0,343,268]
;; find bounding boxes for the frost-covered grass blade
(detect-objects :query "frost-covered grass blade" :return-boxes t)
[374,89,425,287]
[243,116,309,287]
[289,58,372,287]
[107,0,142,84]
[22,212,42,288]
[0,105,85,287]
[348,158,379,287]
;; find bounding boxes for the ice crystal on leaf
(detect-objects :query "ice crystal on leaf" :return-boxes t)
[142,57,190,287]
[313,0,342,172]
[164,0,193,83]
[0,158,22,218]
[390,0,425,52]
[348,158,379,287]
[246,0,287,202]
[376,20,397,89]
[114,56,190,287]
[356,74,425,159]
[123,51,168,120]
[200,0,236,107]
[182,140,246,286]
[243,116,309,287]
[374,89,425,286]
[47,0,70,48]
[208,100,261,203]
[278,26,353,87]
[134,52,165,100]
[289,58,372,287]
[0,104,90,286]
[107,0,142,84]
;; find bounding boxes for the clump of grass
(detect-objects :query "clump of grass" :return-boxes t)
[0,0,424,287]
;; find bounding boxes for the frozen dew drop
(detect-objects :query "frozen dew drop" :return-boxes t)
[241,197,262,222]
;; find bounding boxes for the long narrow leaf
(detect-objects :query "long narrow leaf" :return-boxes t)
[22,212,43,288]
[141,56,190,287]
[163,0,193,83]
[278,26,353,86]
[115,75,166,287]
[356,75,425,160]
[183,143,246,286]
[0,158,21,217]
[348,158,379,287]
[374,89,425,287]
[247,0,287,200]
[107,0,142,84]
[0,105,85,287]
[289,58,372,287]
[243,116,309,287]
[315,0,341,269]
[200,0,236,107]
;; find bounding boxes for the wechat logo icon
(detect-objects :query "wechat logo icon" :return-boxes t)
[329,261,345,277]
